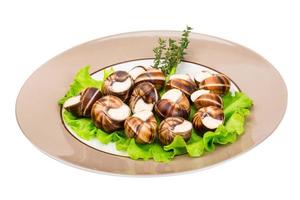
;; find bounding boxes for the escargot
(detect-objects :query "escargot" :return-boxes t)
[102,71,134,101]
[154,89,190,119]
[63,87,102,117]
[198,74,231,95]
[124,110,157,144]
[129,82,159,113]
[192,106,224,135]
[158,117,192,145]
[190,89,223,109]
[193,71,214,86]
[128,66,147,80]
[166,74,197,96]
[134,68,165,90]
[91,95,131,133]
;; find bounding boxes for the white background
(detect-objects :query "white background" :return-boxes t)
[0,0,299,199]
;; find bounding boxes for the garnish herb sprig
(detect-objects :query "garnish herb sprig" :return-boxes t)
[153,26,192,79]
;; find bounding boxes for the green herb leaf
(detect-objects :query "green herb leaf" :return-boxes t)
[153,26,192,79]
[153,38,166,68]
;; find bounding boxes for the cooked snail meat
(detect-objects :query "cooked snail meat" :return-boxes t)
[91,95,131,133]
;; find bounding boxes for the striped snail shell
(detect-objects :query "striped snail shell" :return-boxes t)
[129,82,159,113]
[134,68,166,90]
[128,66,147,80]
[194,71,214,86]
[154,89,190,119]
[124,110,157,144]
[166,74,197,96]
[91,95,131,133]
[102,71,134,102]
[199,74,231,95]
[63,87,102,117]
[190,89,223,110]
[192,106,224,135]
[158,117,192,145]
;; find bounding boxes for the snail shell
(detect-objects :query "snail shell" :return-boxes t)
[199,74,231,95]
[91,95,131,133]
[194,71,214,86]
[128,66,147,80]
[190,89,223,109]
[166,74,197,96]
[192,106,224,135]
[154,89,190,119]
[124,110,157,144]
[158,117,192,145]
[102,71,134,101]
[64,87,102,117]
[129,82,159,113]
[134,68,165,90]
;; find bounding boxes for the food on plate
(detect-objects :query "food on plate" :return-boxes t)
[102,71,134,101]
[192,106,224,135]
[154,89,190,119]
[124,110,157,144]
[199,74,231,95]
[193,71,213,85]
[91,95,131,132]
[63,87,102,117]
[59,26,253,162]
[166,74,197,96]
[134,68,166,90]
[190,89,223,109]
[158,117,192,145]
[129,82,159,113]
[128,65,147,80]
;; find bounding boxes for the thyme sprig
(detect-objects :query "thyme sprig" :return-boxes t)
[153,26,192,78]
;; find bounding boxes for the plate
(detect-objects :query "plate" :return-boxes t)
[16,31,287,175]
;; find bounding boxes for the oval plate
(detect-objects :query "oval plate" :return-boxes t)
[16,31,287,175]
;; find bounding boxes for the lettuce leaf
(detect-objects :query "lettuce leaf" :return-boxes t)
[223,92,253,119]
[127,139,153,160]
[164,136,188,156]
[58,66,102,104]
[58,66,114,105]
[150,144,174,162]
[162,129,205,158]
[203,107,251,152]
[189,105,197,121]
[203,125,237,152]
[225,108,250,135]
[186,131,205,157]
[103,67,114,80]
[63,111,97,140]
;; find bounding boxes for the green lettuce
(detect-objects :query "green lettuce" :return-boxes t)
[203,125,237,152]
[60,67,253,162]
[202,92,252,152]
[189,105,197,121]
[63,111,97,140]
[225,108,250,135]
[58,66,114,104]
[223,92,253,119]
